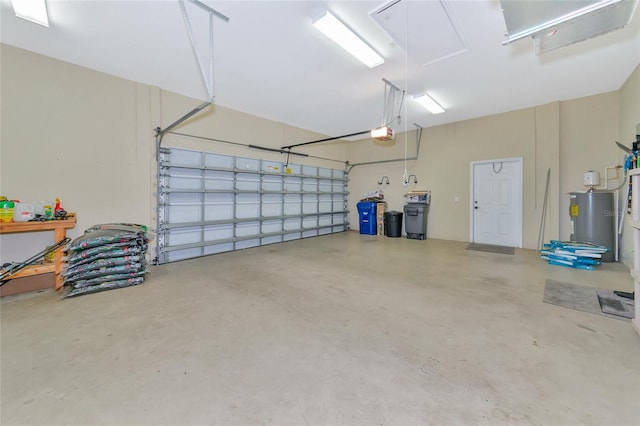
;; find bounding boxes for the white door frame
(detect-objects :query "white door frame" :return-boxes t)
[469,157,523,248]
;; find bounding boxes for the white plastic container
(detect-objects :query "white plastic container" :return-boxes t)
[13,202,34,222]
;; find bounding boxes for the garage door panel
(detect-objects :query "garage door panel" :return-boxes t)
[262,236,283,245]
[262,220,282,234]
[284,177,301,191]
[262,179,283,191]
[284,196,301,215]
[262,194,283,217]
[205,153,233,169]
[204,193,233,221]
[319,227,332,235]
[167,226,202,246]
[169,192,201,204]
[170,176,201,190]
[303,217,317,229]
[168,204,201,223]
[284,232,301,241]
[236,239,260,250]
[284,218,301,230]
[170,150,201,166]
[236,157,259,171]
[319,179,332,192]
[236,173,260,190]
[205,170,234,190]
[204,224,233,241]
[167,247,202,262]
[157,148,348,264]
[236,222,260,237]
[203,243,234,255]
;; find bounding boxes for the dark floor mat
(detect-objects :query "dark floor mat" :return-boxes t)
[543,279,632,321]
[597,289,634,319]
[466,243,515,255]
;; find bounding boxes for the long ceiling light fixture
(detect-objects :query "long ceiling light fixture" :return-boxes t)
[11,0,49,27]
[414,93,445,114]
[500,0,638,54]
[313,11,384,68]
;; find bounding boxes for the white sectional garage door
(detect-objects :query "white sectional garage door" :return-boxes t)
[156,147,348,264]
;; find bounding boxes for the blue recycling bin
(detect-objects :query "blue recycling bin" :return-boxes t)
[357,201,377,235]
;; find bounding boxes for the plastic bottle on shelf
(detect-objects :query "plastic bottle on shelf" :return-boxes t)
[54,198,63,216]
[0,200,15,222]
[13,202,34,222]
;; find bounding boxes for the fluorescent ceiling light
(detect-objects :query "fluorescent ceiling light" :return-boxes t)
[11,0,49,27]
[313,11,384,68]
[414,93,445,114]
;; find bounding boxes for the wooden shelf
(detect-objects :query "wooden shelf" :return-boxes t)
[0,213,76,234]
[8,263,55,279]
[1,213,76,291]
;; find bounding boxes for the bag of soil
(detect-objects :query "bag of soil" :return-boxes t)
[67,229,143,252]
[63,255,143,277]
[61,277,145,299]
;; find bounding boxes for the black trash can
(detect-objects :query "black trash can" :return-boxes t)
[384,211,403,237]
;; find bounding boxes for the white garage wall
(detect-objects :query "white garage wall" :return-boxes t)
[0,44,347,264]
[1,42,637,262]
[347,104,561,250]
[347,83,637,253]
[559,92,620,243]
[1,44,151,263]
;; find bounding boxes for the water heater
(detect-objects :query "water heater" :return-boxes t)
[569,191,615,262]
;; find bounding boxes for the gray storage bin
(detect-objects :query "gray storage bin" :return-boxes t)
[404,203,429,240]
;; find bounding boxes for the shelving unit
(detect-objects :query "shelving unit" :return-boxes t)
[0,213,76,290]
[156,148,348,263]
[629,168,640,335]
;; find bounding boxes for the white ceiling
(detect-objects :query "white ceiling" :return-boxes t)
[1,0,639,139]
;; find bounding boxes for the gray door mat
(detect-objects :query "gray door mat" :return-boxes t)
[466,243,515,255]
[543,279,634,320]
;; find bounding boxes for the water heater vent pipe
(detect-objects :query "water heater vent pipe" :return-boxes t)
[584,166,624,191]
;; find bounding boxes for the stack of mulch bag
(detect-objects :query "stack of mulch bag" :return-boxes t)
[61,223,151,298]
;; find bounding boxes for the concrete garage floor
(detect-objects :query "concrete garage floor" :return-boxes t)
[2,233,639,425]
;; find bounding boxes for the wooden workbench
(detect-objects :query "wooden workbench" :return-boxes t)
[0,213,76,290]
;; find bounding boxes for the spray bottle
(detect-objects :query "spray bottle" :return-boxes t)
[54,198,63,216]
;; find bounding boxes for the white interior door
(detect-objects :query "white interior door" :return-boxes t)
[471,158,522,247]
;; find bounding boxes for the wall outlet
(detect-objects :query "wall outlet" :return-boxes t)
[454,196,459,203]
